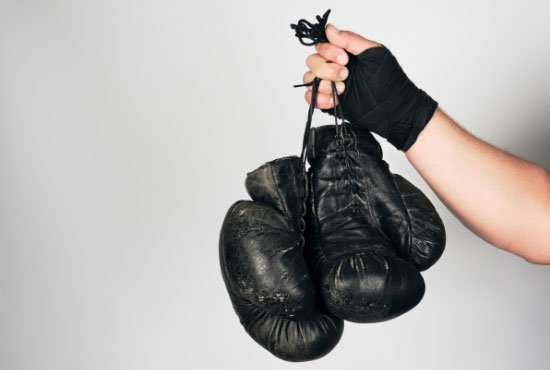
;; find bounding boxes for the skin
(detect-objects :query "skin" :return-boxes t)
[303,24,550,264]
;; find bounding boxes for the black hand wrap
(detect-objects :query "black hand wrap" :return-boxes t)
[291,9,438,151]
[321,46,438,151]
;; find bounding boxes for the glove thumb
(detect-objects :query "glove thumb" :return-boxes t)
[325,23,380,56]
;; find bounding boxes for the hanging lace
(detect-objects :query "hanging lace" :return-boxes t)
[291,9,359,208]
[290,9,356,245]
[290,8,348,161]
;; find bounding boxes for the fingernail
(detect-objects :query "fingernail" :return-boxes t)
[329,23,340,34]
[336,82,345,93]
[328,97,334,105]
[339,68,348,79]
[336,54,346,64]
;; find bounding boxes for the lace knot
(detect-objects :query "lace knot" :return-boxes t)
[290,9,331,46]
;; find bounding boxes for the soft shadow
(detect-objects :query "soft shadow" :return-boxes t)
[501,105,550,169]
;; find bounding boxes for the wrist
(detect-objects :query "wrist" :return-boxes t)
[399,90,438,151]
[405,107,448,155]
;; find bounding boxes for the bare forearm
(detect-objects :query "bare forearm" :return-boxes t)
[405,108,550,263]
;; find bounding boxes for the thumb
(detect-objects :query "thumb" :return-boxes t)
[325,23,380,55]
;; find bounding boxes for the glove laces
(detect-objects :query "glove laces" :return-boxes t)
[290,9,331,46]
[290,8,348,173]
[290,9,351,246]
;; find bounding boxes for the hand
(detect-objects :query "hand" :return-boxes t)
[302,23,380,110]
[302,24,438,151]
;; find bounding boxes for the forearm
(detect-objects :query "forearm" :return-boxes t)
[406,108,550,264]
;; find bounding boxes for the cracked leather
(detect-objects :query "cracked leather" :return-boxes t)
[219,156,343,362]
[305,124,446,323]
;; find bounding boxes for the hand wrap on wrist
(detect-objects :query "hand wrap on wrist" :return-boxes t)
[322,46,438,151]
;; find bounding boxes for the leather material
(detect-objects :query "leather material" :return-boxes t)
[305,124,446,323]
[321,45,438,151]
[219,156,344,361]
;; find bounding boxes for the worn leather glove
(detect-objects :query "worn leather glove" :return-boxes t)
[305,123,446,322]
[219,157,343,361]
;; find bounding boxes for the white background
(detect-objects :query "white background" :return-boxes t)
[1,1,549,369]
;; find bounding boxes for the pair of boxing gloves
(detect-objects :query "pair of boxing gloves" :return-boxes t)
[219,41,446,361]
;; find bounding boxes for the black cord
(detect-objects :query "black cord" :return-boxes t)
[291,9,347,141]
[290,9,331,45]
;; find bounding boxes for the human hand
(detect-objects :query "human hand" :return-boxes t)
[302,23,380,110]
[302,23,438,151]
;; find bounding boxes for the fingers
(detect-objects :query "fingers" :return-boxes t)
[324,23,380,55]
[300,24,380,110]
[306,53,349,82]
[314,42,349,65]
[302,71,345,95]
[305,89,339,110]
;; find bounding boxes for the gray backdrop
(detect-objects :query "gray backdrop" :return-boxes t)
[1,1,549,369]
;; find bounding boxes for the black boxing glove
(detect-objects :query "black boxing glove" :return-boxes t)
[321,45,438,151]
[219,157,343,361]
[304,124,445,323]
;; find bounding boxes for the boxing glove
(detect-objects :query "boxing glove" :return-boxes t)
[219,156,343,361]
[305,124,445,323]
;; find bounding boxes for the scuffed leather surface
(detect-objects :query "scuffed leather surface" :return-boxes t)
[219,156,343,361]
[321,45,438,151]
[391,173,446,270]
[305,124,445,323]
